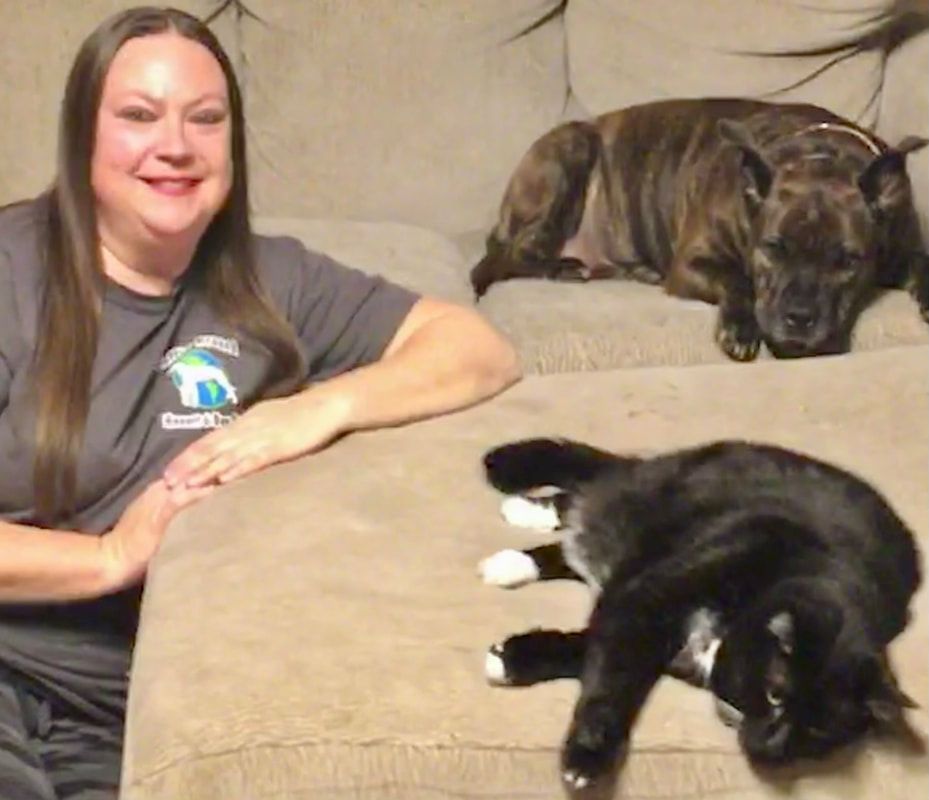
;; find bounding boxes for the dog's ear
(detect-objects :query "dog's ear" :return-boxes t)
[858,136,928,220]
[718,119,773,209]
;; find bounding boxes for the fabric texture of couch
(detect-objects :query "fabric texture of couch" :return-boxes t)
[1,2,927,799]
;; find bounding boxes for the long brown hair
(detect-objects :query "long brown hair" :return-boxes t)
[35,6,303,524]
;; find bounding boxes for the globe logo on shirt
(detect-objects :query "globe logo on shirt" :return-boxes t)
[167,349,239,410]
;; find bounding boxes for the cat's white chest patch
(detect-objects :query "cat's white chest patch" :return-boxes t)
[693,637,721,682]
[675,608,723,686]
[499,495,560,532]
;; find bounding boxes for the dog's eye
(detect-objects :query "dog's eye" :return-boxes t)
[762,238,787,259]
[836,250,864,269]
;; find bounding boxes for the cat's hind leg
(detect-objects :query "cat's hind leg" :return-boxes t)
[485,629,586,686]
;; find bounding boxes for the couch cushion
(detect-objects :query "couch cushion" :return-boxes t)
[565,0,885,125]
[253,217,473,304]
[239,1,568,236]
[123,346,928,800]
[478,279,929,374]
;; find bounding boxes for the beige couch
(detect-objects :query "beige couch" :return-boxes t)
[1,2,927,799]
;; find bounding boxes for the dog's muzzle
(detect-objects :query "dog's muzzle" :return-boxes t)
[758,276,847,357]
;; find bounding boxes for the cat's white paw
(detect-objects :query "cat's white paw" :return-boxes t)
[484,643,511,685]
[500,495,559,531]
[479,549,539,588]
[561,768,590,791]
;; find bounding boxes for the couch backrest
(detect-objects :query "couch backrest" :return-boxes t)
[0,0,570,237]
[1,1,925,237]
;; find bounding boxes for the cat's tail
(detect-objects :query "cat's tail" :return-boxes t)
[482,438,623,494]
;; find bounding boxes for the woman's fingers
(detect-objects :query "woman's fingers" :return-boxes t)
[163,392,346,489]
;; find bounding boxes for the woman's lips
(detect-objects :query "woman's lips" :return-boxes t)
[140,177,202,196]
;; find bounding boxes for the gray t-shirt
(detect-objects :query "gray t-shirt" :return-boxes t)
[0,196,418,720]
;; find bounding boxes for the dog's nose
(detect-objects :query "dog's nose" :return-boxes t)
[783,306,817,333]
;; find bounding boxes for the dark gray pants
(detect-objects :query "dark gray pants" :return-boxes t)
[0,670,122,800]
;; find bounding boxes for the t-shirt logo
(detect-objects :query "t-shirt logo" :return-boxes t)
[158,335,241,431]
[167,349,238,409]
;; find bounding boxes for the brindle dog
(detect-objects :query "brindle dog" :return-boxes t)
[470,98,929,360]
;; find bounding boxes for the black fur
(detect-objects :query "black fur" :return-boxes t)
[479,438,921,797]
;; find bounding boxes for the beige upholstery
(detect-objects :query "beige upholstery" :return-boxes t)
[1,2,927,799]
[565,0,886,124]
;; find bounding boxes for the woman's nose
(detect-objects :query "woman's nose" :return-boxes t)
[155,115,193,161]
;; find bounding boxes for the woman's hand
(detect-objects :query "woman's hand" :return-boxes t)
[163,390,351,490]
[99,479,215,591]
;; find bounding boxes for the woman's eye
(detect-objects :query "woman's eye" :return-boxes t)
[191,109,227,125]
[119,107,156,123]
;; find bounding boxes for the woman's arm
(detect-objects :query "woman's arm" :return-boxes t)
[164,297,521,487]
[0,520,112,602]
[0,480,213,603]
[321,295,521,430]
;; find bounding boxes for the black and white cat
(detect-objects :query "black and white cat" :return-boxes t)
[477,438,921,797]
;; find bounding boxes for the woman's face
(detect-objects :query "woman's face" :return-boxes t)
[92,32,232,257]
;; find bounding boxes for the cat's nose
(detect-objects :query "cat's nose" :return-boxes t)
[760,718,791,760]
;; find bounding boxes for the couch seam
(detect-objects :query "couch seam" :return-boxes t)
[203,0,263,98]
[127,739,743,788]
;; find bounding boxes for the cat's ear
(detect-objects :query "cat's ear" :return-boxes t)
[766,611,794,655]
[862,655,921,742]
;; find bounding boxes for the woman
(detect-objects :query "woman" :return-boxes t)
[0,7,519,797]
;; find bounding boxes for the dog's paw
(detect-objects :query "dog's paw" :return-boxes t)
[479,549,540,588]
[500,495,560,532]
[716,312,762,361]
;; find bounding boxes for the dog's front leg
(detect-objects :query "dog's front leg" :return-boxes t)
[667,253,762,361]
[716,290,763,361]
[907,250,929,323]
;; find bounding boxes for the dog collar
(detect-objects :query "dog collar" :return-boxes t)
[789,122,884,157]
